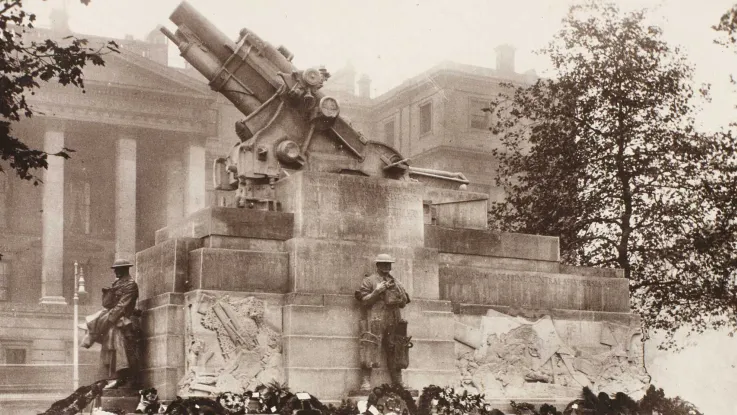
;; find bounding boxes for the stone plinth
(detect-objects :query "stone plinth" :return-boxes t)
[98,388,140,414]
[285,239,439,298]
[155,207,294,244]
[139,293,186,399]
[426,225,560,261]
[276,172,425,246]
[423,187,488,230]
[134,171,646,403]
[282,294,455,401]
[440,266,630,312]
[188,248,289,293]
[136,238,201,301]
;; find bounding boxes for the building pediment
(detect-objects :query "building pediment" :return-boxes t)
[27,48,219,135]
[82,48,212,98]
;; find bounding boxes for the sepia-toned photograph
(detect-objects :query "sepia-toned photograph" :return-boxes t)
[0,0,735,414]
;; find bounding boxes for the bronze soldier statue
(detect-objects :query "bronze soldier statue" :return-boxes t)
[355,254,412,391]
[82,259,142,389]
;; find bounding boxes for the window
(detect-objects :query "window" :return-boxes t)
[384,119,396,148]
[470,98,492,130]
[5,349,26,364]
[1,340,30,364]
[419,102,432,135]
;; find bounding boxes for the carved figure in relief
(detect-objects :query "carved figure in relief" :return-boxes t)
[178,295,283,396]
[454,312,650,399]
[355,254,412,391]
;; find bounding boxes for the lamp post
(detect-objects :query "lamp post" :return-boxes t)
[73,261,87,390]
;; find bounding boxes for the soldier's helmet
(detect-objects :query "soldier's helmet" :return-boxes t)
[374,253,395,263]
[111,259,134,269]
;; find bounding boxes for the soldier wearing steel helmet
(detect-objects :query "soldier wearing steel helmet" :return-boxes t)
[92,258,142,389]
[355,254,411,390]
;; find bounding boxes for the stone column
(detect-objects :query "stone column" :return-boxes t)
[165,156,185,226]
[185,143,206,216]
[40,129,67,304]
[115,135,137,262]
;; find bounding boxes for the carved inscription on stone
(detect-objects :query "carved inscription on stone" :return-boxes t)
[178,294,284,396]
[455,311,650,400]
[441,267,630,312]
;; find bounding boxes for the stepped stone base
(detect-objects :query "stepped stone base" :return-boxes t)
[97,388,140,414]
[133,171,647,404]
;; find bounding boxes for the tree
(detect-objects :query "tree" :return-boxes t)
[638,385,703,415]
[714,4,737,113]
[714,5,737,55]
[1,0,117,183]
[488,1,736,345]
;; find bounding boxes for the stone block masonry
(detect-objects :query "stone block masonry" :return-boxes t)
[132,171,643,403]
[276,172,425,246]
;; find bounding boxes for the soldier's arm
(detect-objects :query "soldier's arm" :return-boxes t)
[355,278,383,306]
[100,282,138,328]
[397,283,410,308]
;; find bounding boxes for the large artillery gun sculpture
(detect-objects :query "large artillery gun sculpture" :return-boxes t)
[162,2,469,209]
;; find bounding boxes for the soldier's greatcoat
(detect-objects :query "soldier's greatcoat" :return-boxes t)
[356,273,410,330]
[97,275,140,376]
[355,272,410,371]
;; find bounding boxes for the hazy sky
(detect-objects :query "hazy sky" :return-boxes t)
[19,0,737,413]
[25,0,737,132]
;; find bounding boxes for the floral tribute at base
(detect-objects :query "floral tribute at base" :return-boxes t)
[38,380,703,415]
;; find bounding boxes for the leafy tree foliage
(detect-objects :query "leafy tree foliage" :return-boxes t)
[714,4,737,106]
[714,5,737,52]
[0,0,117,183]
[488,1,736,346]
[638,385,703,415]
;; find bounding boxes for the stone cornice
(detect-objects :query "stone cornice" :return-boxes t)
[110,48,213,96]
[370,63,530,109]
[84,79,214,101]
[28,83,218,136]
[0,302,100,319]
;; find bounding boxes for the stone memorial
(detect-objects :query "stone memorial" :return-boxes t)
[136,170,649,408]
[132,2,650,410]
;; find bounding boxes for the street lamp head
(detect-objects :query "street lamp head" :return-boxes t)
[77,266,87,295]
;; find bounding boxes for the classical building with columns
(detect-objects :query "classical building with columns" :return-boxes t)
[0,22,531,408]
[0,25,221,402]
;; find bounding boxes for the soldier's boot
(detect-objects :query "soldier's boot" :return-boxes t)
[390,369,408,389]
[105,368,140,390]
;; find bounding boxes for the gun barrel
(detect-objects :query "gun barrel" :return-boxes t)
[159,26,180,47]
[164,1,294,117]
[169,1,294,77]
[170,1,236,64]
[408,167,469,184]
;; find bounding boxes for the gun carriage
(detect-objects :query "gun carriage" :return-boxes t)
[161,2,468,209]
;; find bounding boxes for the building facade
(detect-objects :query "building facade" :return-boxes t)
[0,23,530,409]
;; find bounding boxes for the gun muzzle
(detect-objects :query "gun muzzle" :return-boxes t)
[159,26,180,47]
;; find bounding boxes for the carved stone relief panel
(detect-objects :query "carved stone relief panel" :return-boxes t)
[178,293,284,396]
[455,310,650,400]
